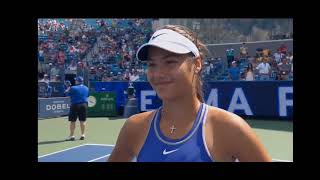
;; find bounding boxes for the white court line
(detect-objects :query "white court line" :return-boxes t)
[272,159,292,162]
[88,154,111,162]
[38,144,87,158]
[38,144,115,159]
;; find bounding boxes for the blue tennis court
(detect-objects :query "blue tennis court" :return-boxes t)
[38,143,291,162]
[38,144,114,162]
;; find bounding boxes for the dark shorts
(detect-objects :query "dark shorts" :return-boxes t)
[69,103,88,122]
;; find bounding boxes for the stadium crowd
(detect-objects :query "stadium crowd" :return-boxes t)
[38,19,293,98]
[202,43,293,81]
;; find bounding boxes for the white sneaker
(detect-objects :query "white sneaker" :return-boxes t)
[66,136,75,141]
[80,135,85,140]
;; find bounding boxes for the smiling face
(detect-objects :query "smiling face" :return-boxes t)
[146,46,199,101]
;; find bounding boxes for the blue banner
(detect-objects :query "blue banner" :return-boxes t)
[38,97,71,119]
[95,81,293,119]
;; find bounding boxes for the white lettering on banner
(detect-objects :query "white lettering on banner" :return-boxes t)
[227,88,253,115]
[279,87,293,117]
[46,103,70,111]
[141,90,156,111]
[206,89,218,107]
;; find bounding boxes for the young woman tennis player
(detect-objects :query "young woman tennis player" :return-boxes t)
[108,25,272,162]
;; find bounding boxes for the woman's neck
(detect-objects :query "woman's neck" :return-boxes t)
[161,96,201,125]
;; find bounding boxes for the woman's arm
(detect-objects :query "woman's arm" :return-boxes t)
[229,116,272,162]
[108,112,153,162]
[107,118,137,162]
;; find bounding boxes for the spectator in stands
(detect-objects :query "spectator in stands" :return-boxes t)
[209,61,214,74]
[67,60,77,75]
[256,57,271,80]
[38,48,45,62]
[288,52,293,71]
[89,67,96,81]
[123,70,130,81]
[116,72,122,81]
[287,51,293,64]
[44,81,52,98]
[245,63,255,81]
[58,64,65,82]
[101,73,110,82]
[204,62,211,76]
[57,50,65,66]
[78,61,89,85]
[50,64,60,81]
[96,67,104,81]
[279,44,288,55]
[228,61,240,80]
[262,48,270,57]
[51,74,60,82]
[129,69,140,82]
[46,62,53,77]
[111,72,118,81]
[64,80,71,96]
[239,43,248,59]
[39,74,50,84]
[226,48,235,68]
[278,58,291,80]
[269,57,279,80]
[273,48,282,64]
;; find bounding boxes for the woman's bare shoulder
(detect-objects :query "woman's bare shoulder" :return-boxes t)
[206,105,250,132]
[125,111,157,132]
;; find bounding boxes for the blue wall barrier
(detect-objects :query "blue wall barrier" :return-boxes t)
[38,97,71,119]
[95,81,293,119]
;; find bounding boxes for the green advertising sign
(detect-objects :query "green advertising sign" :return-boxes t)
[87,92,117,117]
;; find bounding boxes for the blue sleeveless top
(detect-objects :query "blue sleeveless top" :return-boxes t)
[137,103,215,162]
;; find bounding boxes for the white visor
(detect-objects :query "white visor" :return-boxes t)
[136,29,200,61]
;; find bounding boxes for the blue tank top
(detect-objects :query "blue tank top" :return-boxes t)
[137,103,215,162]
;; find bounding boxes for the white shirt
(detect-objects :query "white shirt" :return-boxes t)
[273,53,282,64]
[245,71,254,81]
[39,50,44,56]
[240,46,247,54]
[256,62,271,74]
[130,74,139,82]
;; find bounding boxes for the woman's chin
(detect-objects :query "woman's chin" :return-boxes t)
[156,92,178,102]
